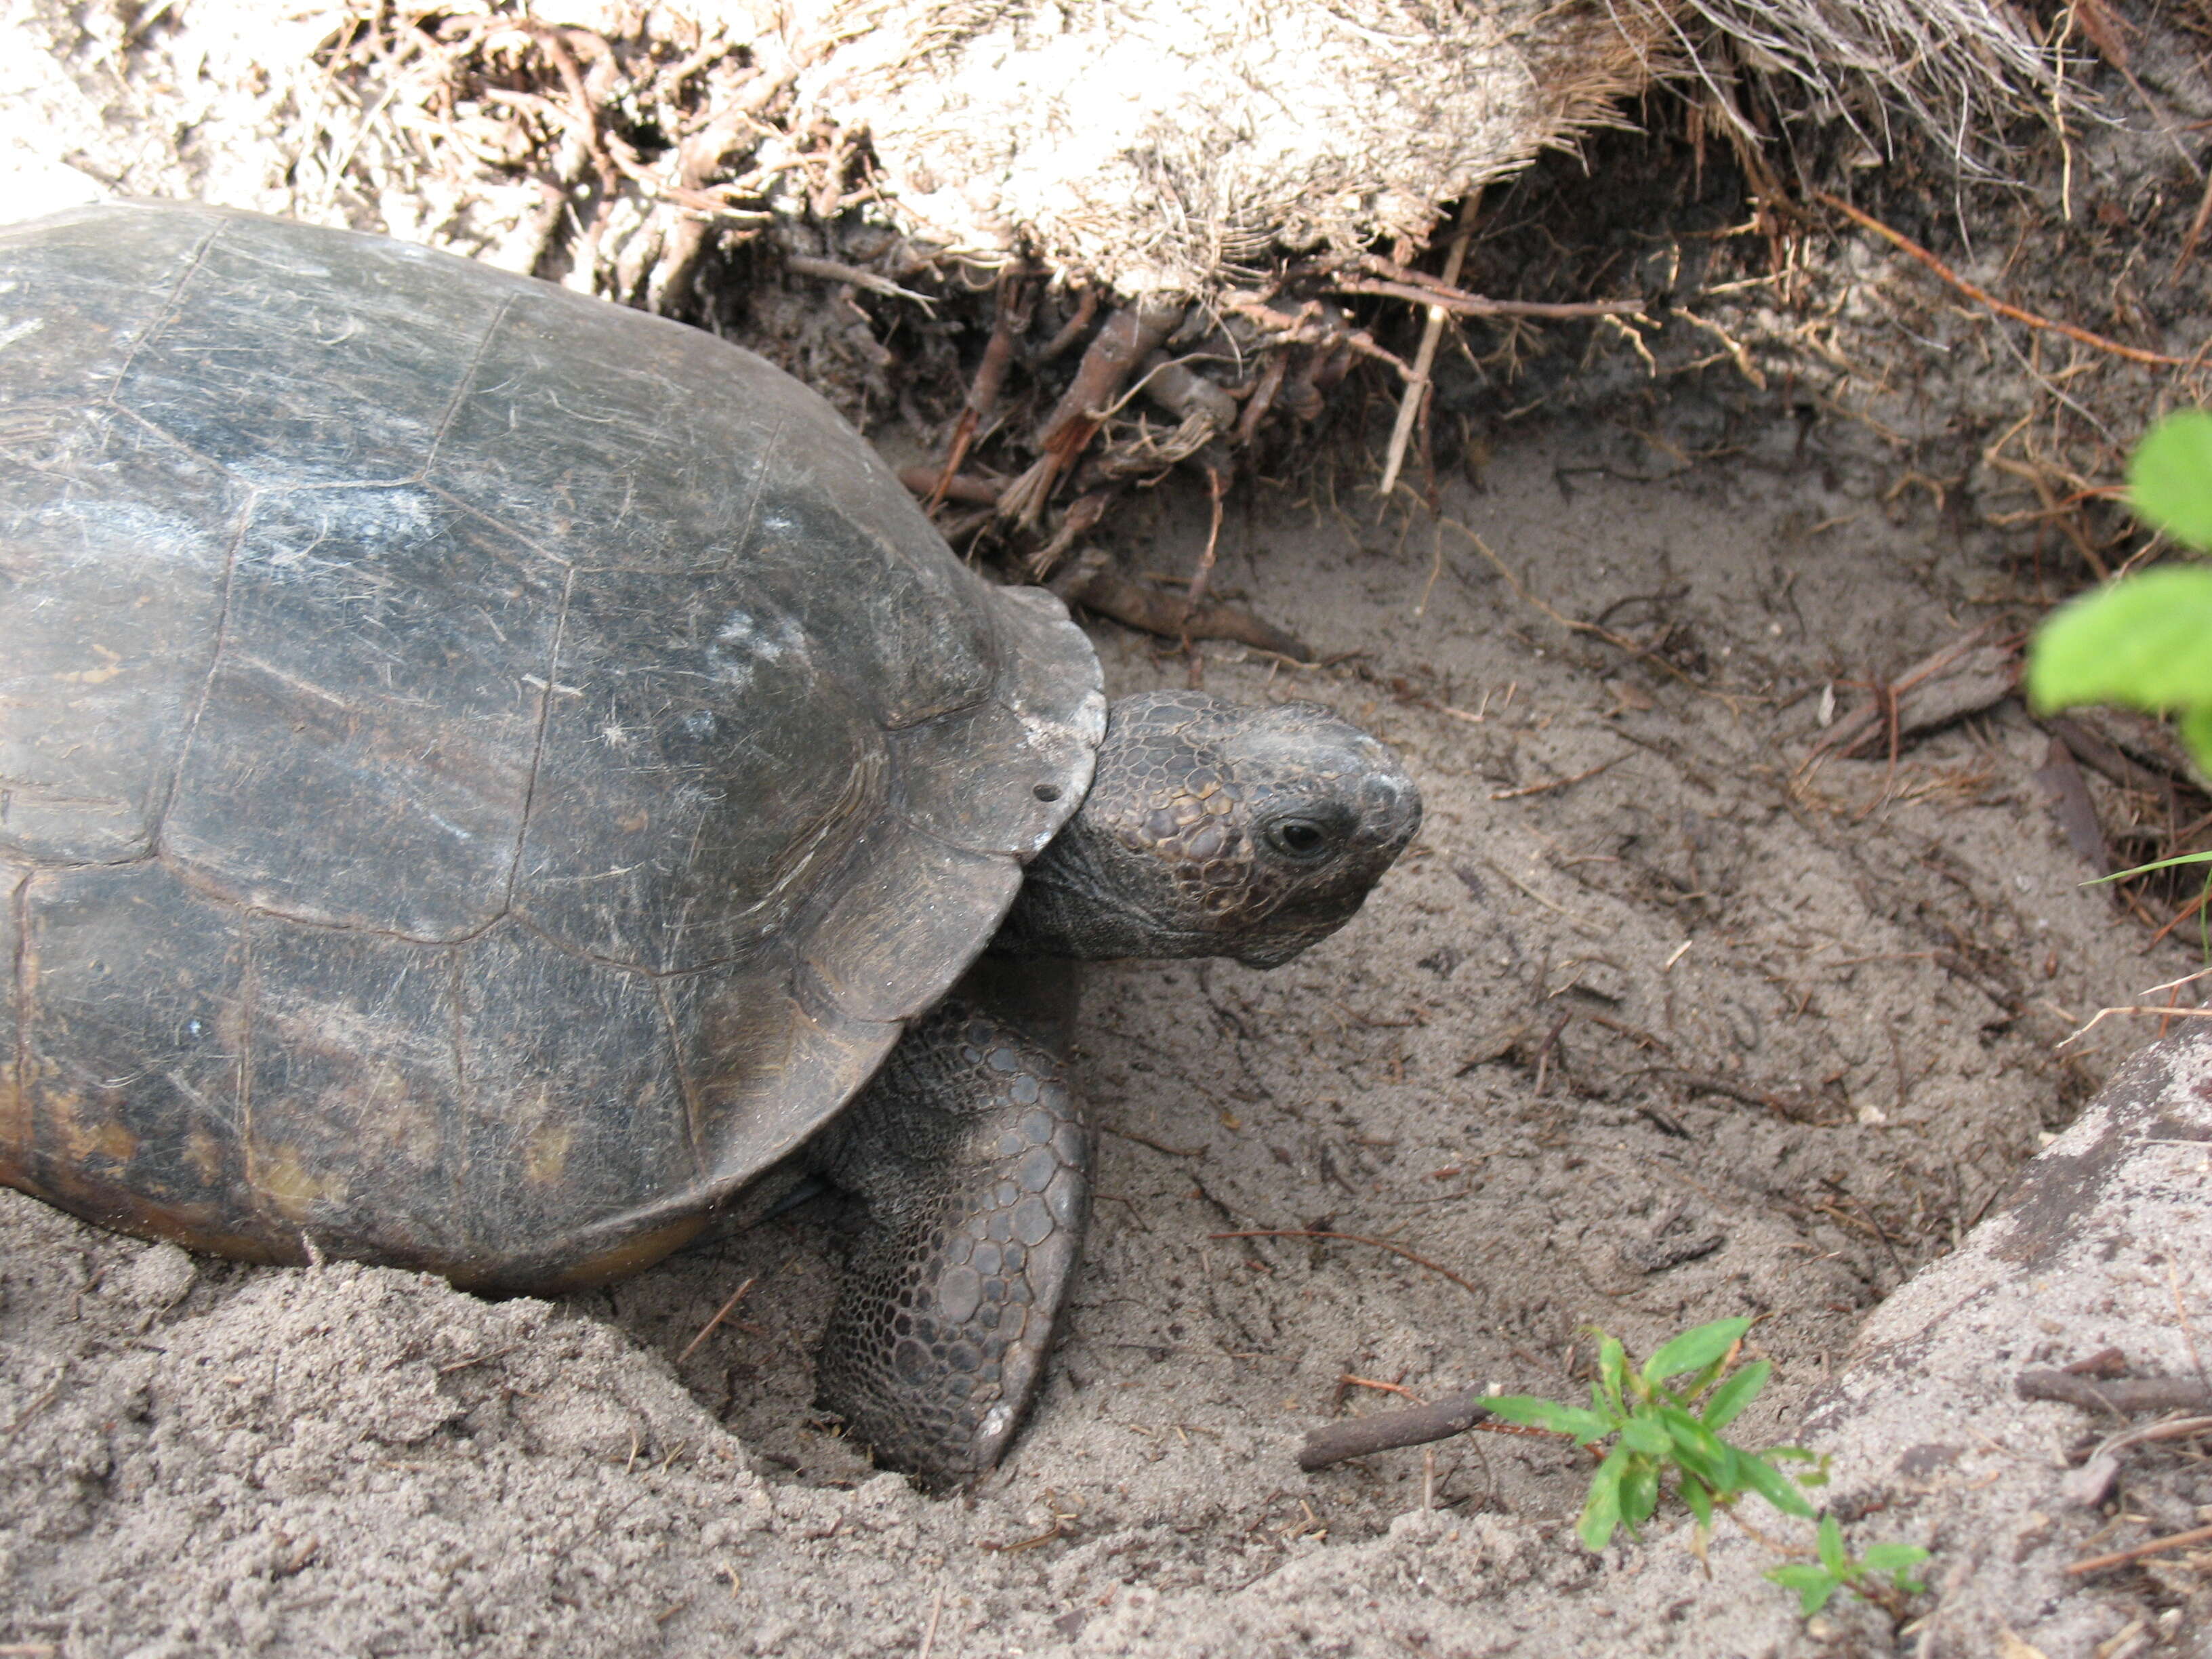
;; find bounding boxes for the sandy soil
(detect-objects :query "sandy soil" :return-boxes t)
[6,375,2201,1654]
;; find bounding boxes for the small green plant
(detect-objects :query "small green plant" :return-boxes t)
[2028,410,2212,949]
[1764,1514,1931,1616]
[1484,1317,1818,1549]
[1486,1318,1930,1622]
[2028,409,2212,773]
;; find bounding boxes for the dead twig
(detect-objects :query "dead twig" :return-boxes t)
[1235,353,1288,447]
[1646,1068,1834,1124]
[2055,1411,2212,1506]
[1532,1007,1572,1099]
[1330,276,1643,321]
[1050,548,1307,658]
[676,1275,756,1364]
[1298,1387,1491,1472]
[999,298,1184,527]
[2017,1369,2212,1414]
[0,1368,68,1452]
[1099,1122,1205,1158]
[1221,293,1412,377]
[1340,1374,1422,1399]
[2039,715,2191,823]
[1489,756,1626,801]
[1379,195,1478,499]
[1814,192,2196,369]
[927,268,1029,512]
[783,253,933,308]
[917,1581,947,1659]
[2066,1521,2212,1576]
[1185,469,1229,606]
[1802,626,2015,770]
[898,467,1002,506]
[2033,734,2111,872]
[2059,1004,2212,1047]
[1037,286,1099,363]
[1029,487,1119,579]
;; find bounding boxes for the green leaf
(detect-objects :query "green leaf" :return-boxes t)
[1618,1458,1661,1532]
[1620,1415,1671,1456]
[1736,1451,1817,1519]
[1700,1359,1771,1430]
[1483,1396,1613,1443]
[2131,409,2212,550]
[1681,1476,1713,1530]
[1815,1514,1849,1577]
[2084,848,2212,884]
[1763,1564,1830,1589]
[1640,1318,1750,1387]
[1597,1336,1629,1412]
[1654,1407,1736,1492]
[2027,567,2212,716]
[1765,1563,1840,1617]
[1860,1543,1931,1574]
[1578,1446,1629,1551]
[2182,702,2212,777]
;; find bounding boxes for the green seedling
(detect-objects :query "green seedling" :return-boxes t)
[2027,410,2212,944]
[1483,1317,1820,1551]
[1764,1514,1931,1616]
[2028,409,2212,775]
[1484,1319,1930,1624]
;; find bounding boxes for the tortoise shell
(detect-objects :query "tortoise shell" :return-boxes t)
[0,203,1103,1290]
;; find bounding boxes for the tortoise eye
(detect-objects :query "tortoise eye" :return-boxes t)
[1264,818,1332,859]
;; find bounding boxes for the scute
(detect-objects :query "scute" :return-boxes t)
[115,213,511,487]
[511,565,875,971]
[0,412,247,864]
[428,289,787,571]
[666,954,901,1185]
[0,205,211,411]
[801,834,1024,1023]
[0,202,1105,1289]
[4,861,252,1237]
[453,926,698,1273]
[163,488,563,939]
[239,912,463,1254]
[729,400,999,729]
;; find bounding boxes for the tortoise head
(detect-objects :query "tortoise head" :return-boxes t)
[996,691,1420,967]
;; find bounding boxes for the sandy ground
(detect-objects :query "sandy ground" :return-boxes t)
[7,377,2206,1654]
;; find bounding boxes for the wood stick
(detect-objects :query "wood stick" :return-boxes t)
[2017,1368,2212,1414]
[2066,1520,2212,1576]
[928,268,1028,510]
[1380,195,1478,499]
[1298,1388,1492,1471]
[676,1275,756,1364]
[1000,298,1184,527]
[1037,285,1100,363]
[1330,277,1643,321]
[1050,550,1307,659]
[782,254,932,306]
[1803,624,2011,764]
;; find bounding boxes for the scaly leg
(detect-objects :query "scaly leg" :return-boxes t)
[806,1003,1092,1484]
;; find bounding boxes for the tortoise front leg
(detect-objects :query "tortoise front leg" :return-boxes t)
[806,1004,1092,1486]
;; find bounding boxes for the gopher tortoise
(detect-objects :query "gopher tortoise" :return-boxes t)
[0,202,1420,1481]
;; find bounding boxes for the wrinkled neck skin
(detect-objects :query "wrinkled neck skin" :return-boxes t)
[993,691,1421,969]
